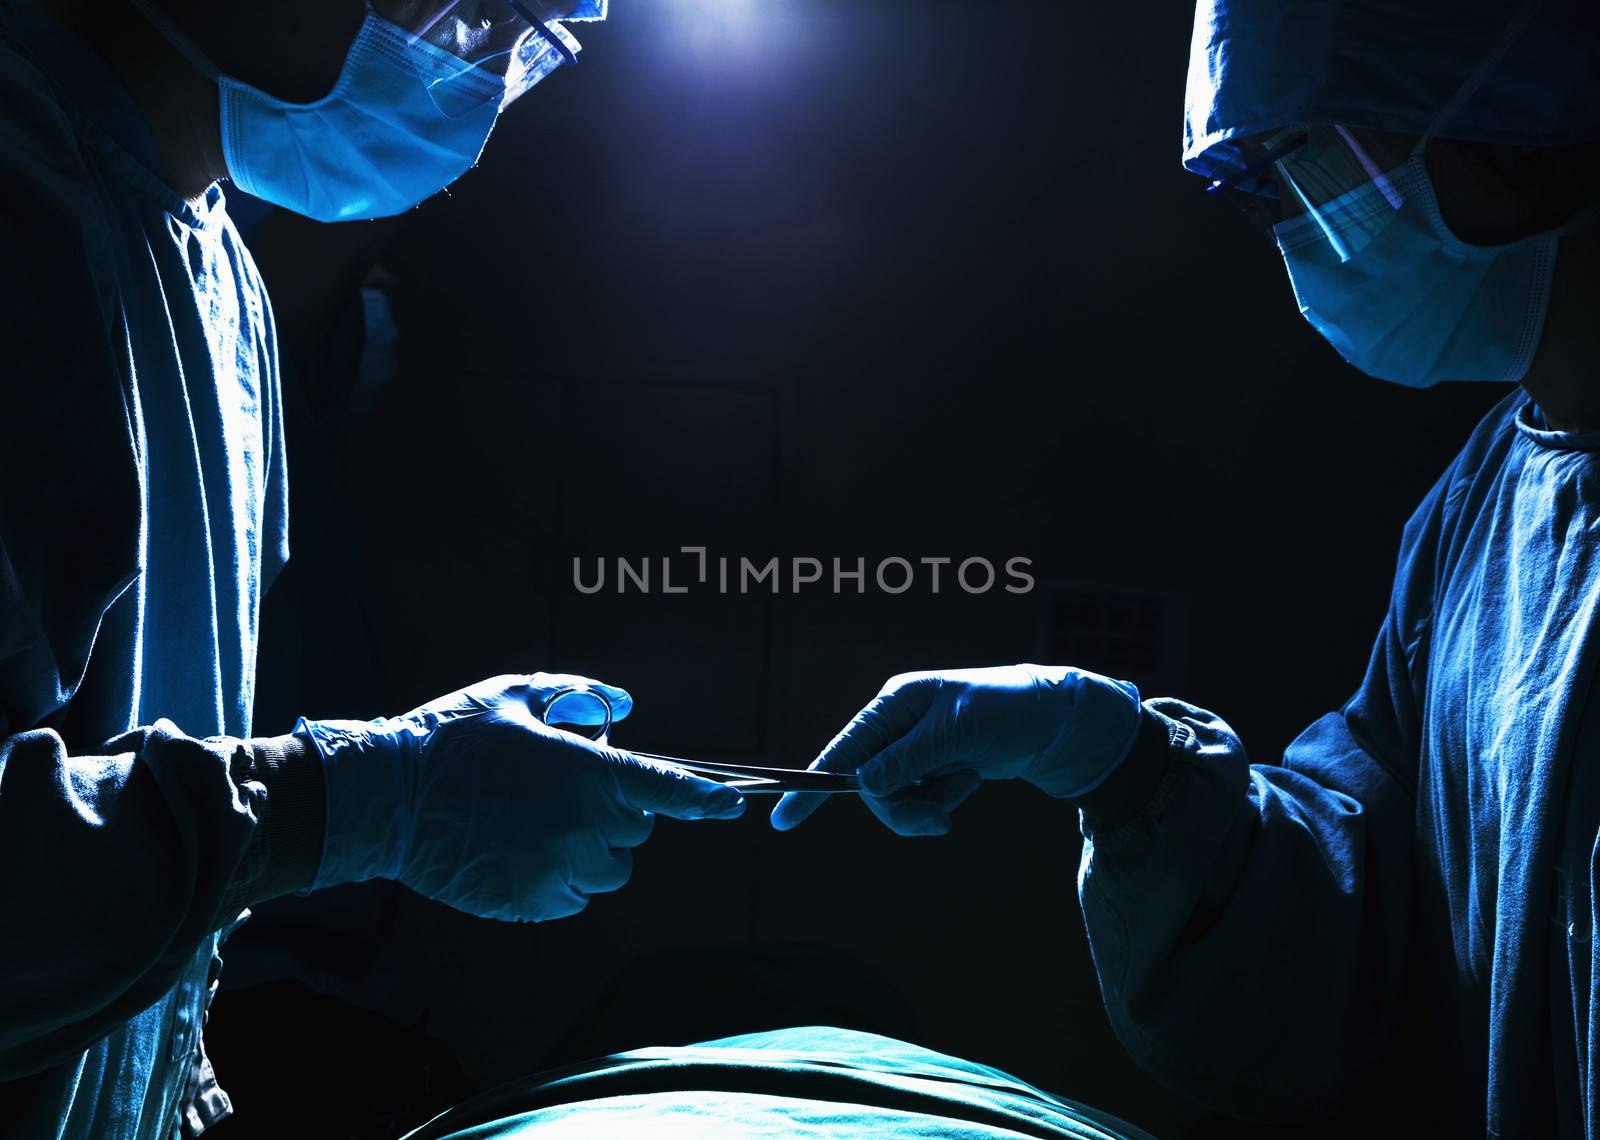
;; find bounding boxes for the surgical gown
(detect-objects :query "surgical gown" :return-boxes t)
[0,5,320,1138]
[1075,390,1600,1135]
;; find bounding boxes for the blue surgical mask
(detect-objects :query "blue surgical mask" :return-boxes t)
[1273,155,1591,386]
[1269,4,1600,387]
[130,2,583,223]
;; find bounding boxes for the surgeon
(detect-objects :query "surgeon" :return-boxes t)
[0,2,748,1137]
[774,0,1600,1134]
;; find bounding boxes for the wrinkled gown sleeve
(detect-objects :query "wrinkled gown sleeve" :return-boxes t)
[0,727,318,1080]
[1072,470,1448,1119]
[0,64,322,1082]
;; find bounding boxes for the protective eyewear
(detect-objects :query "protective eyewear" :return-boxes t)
[385,0,586,117]
[1204,124,1419,261]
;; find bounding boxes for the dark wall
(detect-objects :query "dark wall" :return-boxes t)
[234,1,1508,1136]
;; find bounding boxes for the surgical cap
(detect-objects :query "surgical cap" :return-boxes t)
[1183,0,1600,181]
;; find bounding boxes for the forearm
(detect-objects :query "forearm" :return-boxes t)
[1072,700,1413,1120]
[0,722,325,1078]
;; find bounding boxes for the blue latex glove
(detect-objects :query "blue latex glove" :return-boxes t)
[769,665,1142,837]
[298,673,745,922]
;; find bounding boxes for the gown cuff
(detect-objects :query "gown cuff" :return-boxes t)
[1071,706,1176,835]
[216,733,326,921]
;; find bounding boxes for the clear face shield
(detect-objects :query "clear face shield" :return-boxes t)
[376,0,589,117]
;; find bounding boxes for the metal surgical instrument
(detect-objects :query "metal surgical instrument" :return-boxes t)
[537,684,891,796]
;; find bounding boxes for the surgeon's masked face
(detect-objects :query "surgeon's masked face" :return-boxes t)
[132,0,606,222]
[1197,0,1600,391]
[1211,122,1600,388]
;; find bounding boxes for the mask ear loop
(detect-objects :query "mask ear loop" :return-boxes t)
[1414,0,1542,156]
[127,0,223,83]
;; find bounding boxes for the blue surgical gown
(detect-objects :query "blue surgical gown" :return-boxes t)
[0,5,301,1138]
[1075,390,1600,1135]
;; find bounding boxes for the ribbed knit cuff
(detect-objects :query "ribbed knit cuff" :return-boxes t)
[1071,706,1175,835]
[224,733,326,912]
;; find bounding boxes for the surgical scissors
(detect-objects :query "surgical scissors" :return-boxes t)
[537,683,874,795]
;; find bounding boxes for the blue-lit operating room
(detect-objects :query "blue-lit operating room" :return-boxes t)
[1,1,1599,1138]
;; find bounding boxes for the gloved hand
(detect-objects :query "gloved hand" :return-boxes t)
[769,665,1142,837]
[297,673,745,921]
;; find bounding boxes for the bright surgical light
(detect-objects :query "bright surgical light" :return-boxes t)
[664,0,758,33]
[654,0,803,68]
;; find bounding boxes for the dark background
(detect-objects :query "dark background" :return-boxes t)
[210,1,1507,1136]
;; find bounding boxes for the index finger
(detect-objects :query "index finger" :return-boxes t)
[769,677,939,832]
[611,750,747,822]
